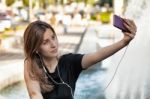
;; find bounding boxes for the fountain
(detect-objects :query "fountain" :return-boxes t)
[105,0,150,99]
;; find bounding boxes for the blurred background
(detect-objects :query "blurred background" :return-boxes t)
[0,0,150,99]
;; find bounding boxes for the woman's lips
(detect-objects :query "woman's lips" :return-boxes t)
[50,49,58,53]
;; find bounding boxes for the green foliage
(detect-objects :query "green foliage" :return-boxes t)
[100,11,111,23]
[99,0,113,7]
[5,0,15,6]
[86,0,95,5]
[75,0,82,3]
[48,0,55,5]
[75,0,95,5]
[91,14,97,20]
[22,0,35,7]
[0,34,11,39]
[39,0,46,9]
[22,0,29,7]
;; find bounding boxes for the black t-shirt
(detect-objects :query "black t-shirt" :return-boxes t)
[41,53,84,99]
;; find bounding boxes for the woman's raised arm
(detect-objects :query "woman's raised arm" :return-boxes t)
[81,19,137,69]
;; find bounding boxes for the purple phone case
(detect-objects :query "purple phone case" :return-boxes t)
[113,15,129,32]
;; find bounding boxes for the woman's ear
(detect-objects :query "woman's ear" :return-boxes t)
[36,51,38,54]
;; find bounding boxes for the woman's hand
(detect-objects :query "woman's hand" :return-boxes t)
[122,18,137,44]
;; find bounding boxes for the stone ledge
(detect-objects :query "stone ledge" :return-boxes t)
[0,95,7,99]
[0,60,24,91]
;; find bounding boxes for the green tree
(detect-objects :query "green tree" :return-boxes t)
[75,0,83,3]
[47,0,55,5]
[22,0,36,7]
[86,0,95,5]
[100,0,113,7]
[39,0,46,9]
[22,0,29,7]
[75,0,95,5]
[5,0,15,6]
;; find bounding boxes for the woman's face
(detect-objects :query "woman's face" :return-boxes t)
[39,28,58,58]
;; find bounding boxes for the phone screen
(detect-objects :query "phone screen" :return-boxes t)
[113,15,130,32]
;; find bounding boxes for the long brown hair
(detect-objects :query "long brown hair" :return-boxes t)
[23,20,56,92]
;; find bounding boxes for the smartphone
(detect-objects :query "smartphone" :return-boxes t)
[113,14,130,32]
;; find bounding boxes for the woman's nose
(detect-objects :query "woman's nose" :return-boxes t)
[50,40,56,48]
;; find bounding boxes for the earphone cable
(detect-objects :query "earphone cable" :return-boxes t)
[38,54,74,98]
[103,44,129,91]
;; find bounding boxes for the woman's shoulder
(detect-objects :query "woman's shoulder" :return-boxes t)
[59,53,84,62]
[59,53,79,59]
[58,53,73,61]
[60,53,73,57]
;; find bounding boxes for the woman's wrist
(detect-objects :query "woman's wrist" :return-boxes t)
[121,39,131,46]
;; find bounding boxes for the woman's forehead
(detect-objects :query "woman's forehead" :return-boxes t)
[43,29,54,39]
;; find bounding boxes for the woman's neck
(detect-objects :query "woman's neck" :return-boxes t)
[42,57,58,73]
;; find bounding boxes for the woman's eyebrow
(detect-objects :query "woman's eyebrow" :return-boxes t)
[43,39,49,42]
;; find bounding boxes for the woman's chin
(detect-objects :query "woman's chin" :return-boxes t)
[50,52,58,57]
[43,51,59,58]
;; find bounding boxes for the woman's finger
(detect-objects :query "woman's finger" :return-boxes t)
[123,22,132,32]
[131,20,136,28]
[123,19,136,31]
[131,20,137,32]
[125,32,135,39]
[127,19,137,33]
[123,22,136,34]
[128,19,137,31]
[123,19,130,26]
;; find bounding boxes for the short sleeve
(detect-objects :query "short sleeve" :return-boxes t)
[63,53,84,79]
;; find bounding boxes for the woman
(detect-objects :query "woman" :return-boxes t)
[24,19,136,99]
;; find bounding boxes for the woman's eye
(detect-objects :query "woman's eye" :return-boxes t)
[43,41,48,45]
[43,42,46,45]
[52,35,55,40]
